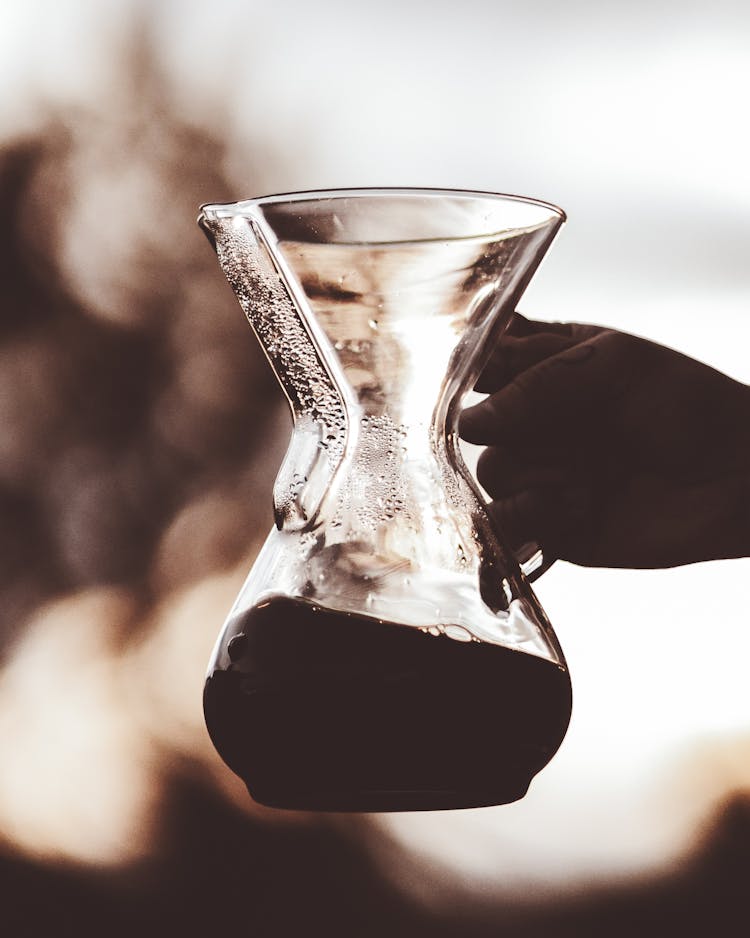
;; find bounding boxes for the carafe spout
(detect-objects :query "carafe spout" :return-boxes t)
[197,207,216,250]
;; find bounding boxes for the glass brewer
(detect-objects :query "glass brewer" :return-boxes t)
[199,188,571,811]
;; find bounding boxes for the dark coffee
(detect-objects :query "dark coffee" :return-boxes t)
[203,596,571,811]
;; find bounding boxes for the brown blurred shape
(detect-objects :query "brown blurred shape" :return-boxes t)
[0,37,287,648]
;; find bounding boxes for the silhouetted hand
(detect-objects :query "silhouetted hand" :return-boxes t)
[459,315,750,568]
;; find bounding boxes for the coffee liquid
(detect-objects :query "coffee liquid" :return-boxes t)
[204,596,571,811]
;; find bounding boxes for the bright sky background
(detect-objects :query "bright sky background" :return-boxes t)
[1,0,749,897]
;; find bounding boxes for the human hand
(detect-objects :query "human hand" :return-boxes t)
[459,315,750,568]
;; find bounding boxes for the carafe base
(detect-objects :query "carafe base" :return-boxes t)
[203,596,571,812]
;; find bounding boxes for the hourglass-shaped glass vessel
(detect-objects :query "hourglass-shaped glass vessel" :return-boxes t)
[199,188,570,811]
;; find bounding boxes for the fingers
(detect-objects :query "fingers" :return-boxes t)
[475,446,594,562]
[488,485,593,563]
[476,446,565,498]
[476,316,605,393]
[476,332,578,393]
[460,331,614,446]
[505,313,579,338]
[460,361,559,445]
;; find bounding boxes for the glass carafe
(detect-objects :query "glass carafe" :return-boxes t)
[198,188,571,811]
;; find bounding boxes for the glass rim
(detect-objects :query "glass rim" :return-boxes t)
[200,186,566,223]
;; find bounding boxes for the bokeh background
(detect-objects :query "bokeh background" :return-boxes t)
[1,1,749,934]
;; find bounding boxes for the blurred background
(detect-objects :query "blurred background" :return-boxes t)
[0,0,749,934]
